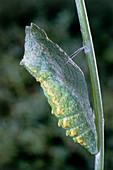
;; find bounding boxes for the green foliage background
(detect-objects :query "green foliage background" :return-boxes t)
[0,0,113,169]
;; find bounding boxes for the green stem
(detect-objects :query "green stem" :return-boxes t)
[74,0,104,169]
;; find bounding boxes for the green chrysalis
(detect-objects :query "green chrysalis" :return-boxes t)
[20,23,98,154]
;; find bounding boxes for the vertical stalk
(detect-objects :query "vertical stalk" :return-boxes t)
[74,0,104,170]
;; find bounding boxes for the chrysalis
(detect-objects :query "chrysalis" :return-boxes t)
[20,23,98,154]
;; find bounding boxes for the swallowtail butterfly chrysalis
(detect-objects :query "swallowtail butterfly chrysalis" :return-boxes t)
[20,23,98,154]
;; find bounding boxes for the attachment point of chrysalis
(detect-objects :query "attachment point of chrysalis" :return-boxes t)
[64,45,88,66]
[84,45,90,54]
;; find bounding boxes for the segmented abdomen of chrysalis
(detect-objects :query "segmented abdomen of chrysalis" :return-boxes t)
[20,23,98,154]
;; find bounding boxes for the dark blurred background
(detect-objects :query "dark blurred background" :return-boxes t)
[0,0,113,169]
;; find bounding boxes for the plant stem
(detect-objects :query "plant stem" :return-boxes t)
[74,0,104,169]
